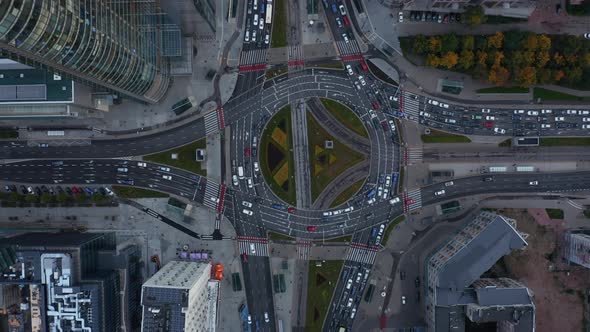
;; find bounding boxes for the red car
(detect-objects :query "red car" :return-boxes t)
[405,198,415,205]
[307,226,318,232]
[342,15,350,26]
[244,148,251,158]
[72,187,79,194]
[483,122,493,128]
[287,207,296,213]
[372,102,379,110]
[360,59,368,71]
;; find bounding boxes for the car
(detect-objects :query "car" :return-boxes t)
[360,59,368,71]
[342,33,349,43]
[253,14,259,26]
[137,162,147,167]
[481,108,491,113]
[287,207,296,213]
[248,315,252,325]
[307,225,318,232]
[485,115,495,120]
[335,17,343,28]
[415,277,421,288]
[358,76,366,86]
[247,178,253,188]
[581,110,590,115]
[339,4,346,15]
[428,99,439,106]
[244,148,251,158]
[445,118,456,124]
[440,103,449,108]
[331,3,338,13]
[389,197,401,205]
[356,272,362,283]
[38,143,49,148]
[398,11,404,22]
[444,181,454,187]
[529,181,538,185]
[323,211,333,217]
[435,189,446,196]
[388,120,396,131]
[437,13,443,23]
[583,124,590,129]
[372,102,379,110]
[401,296,406,305]
[346,64,354,75]
[264,312,270,323]
[84,187,93,195]
[379,224,385,235]
[405,198,415,205]
[254,162,260,172]
[350,307,357,319]
[117,167,128,172]
[244,30,250,42]
[232,175,239,186]
[20,185,27,194]
[159,166,170,172]
[259,19,264,29]
[104,187,114,196]
[344,206,354,212]
[242,201,253,208]
[567,109,578,115]
[346,279,353,289]
[583,118,590,122]
[494,127,506,134]
[265,33,270,44]
[541,124,551,129]
[377,186,383,197]
[162,175,172,180]
[555,116,565,121]
[71,186,78,194]
[514,109,525,114]
[342,15,350,25]
[385,175,392,187]
[541,109,552,114]
[354,81,361,90]
[367,197,376,205]
[527,110,539,116]
[483,122,493,128]
[347,298,353,307]
[242,209,253,215]
[252,30,256,41]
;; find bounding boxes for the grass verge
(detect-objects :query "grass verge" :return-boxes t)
[268,231,295,241]
[329,179,365,208]
[324,235,352,242]
[307,61,344,69]
[382,215,405,245]
[112,186,169,198]
[320,98,368,138]
[476,86,529,94]
[266,65,288,79]
[308,111,366,202]
[421,129,471,143]
[260,106,296,205]
[0,130,18,139]
[546,208,564,220]
[498,139,512,147]
[540,137,590,146]
[143,138,207,176]
[533,87,590,101]
[270,0,287,47]
[584,210,590,219]
[305,260,344,332]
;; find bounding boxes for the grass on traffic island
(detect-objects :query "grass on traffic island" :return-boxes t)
[260,106,297,206]
[322,235,352,243]
[305,260,344,332]
[320,98,368,138]
[268,231,295,242]
[306,61,344,69]
[498,139,512,147]
[476,86,529,94]
[143,138,207,176]
[307,111,366,202]
[546,208,564,220]
[270,0,287,48]
[112,186,169,199]
[0,191,116,208]
[533,88,590,102]
[382,215,405,246]
[540,137,590,146]
[329,179,365,208]
[421,129,472,143]
[265,65,288,80]
[0,129,18,139]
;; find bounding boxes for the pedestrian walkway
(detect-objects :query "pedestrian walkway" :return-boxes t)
[401,91,421,119]
[405,147,423,165]
[336,40,361,56]
[404,189,422,213]
[202,181,221,210]
[288,45,305,68]
[297,241,311,260]
[239,49,268,66]
[203,110,221,135]
[347,245,378,264]
[238,236,269,256]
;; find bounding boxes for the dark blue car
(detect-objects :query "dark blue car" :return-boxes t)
[331,3,337,13]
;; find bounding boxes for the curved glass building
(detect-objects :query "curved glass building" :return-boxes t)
[0,0,170,104]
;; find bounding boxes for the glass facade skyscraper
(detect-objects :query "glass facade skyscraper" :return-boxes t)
[0,0,170,103]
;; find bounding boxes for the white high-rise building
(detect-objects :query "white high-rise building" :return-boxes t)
[141,260,213,332]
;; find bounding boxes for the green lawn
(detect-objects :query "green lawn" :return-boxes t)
[112,186,169,198]
[540,137,590,146]
[305,260,344,332]
[307,111,366,202]
[0,130,18,139]
[476,86,529,94]
[498,139,512,147]
[307,61,344,69]
[260,106,296,205]
[270,0,287,47]
[584,210,590,219]
[324,235,352,242]
[329,179,364,208]
[320,98,368,138]
[421,129,472,143]
[546,208,564,220]
[533,87,590,101]
[268,231,295,241]
[143,138,207,176]
[382,215,405,245]
[265,65,288,79]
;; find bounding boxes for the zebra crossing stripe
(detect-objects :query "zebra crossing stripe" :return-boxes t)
[203,181,220,209]
[406,189,422,211]
[204,111,220,135]
[238,240,269,256]
[347,246,378,264]
[335,40,361,56]
[406,147,423,164]
[239,49,268,66]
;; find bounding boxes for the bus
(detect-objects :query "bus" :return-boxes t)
[265,4,272,25]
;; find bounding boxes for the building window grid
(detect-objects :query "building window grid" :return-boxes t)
[2,0,31,44]
[10,0,43,49]
[78,0,100,73]
[19,1,50,52]
[49,9,73,63]
[67,1,93,69]
[43,6,68,60]
[35,3,61,57]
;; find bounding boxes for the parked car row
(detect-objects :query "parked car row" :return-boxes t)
[5,184,114,196]
[408,11,461,23]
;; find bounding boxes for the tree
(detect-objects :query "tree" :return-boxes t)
[458,49,475,70]
[92,193,106,203]
[487,32,504,49]
[9,192,22,202]
[25,194,38,204]
[537,35,551,51]
[41,192,53,205]
[462,35,475,50]
[516,66,537,86]
[583,53,590,67]
[553,70,565,82]
[523,50,535,66]
[463,6,487,26]
[412,35,428,54]
[439,52,459,69]
[57,192,69,204]
[428,36,442,53]
[488,64,511,85]
[522,34,538,50]
[426,54,440,67]
[441,34,459,53]
[553,53,565,66]
[476,51,488,65]
[565,67,583,83]
[536,51,550,68]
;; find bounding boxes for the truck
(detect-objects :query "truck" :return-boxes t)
[366,188,376,199]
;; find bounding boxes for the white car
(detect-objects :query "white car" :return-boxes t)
[342,33,349,43]
[377,186,383,197]
[582,118,590,122]
[428,99,439,106]
[104,187,114,196]
[254,162,260,172]
[494,127,506,134]
[367,197,376,205]
[514,110,525,114]
[541,109,552,114]
[581,110,589,115]
[529,181,538,186]
[346,279,353,289]
[388,120,396,131]
[379,224,385,235]
[350,307,357,319]
[347,298,353,307]
[344,206,354,212]
[389,197,400,205]
[137,162,147,167]
[354,81,361,90]
[434,189,446,196]
[242,201,253,208]
[527,110,538,116]
[401,296,406,305]
[159,166,171,172]
[247,178,253,188]
[265,34,270,44]
[445,118,456,124]
[259,18,264,30]
[481,108,491,113]
[440,103,449,108]
[162,175,172,180]
[264,312,270,323]
[358,76,366,86]
[248,315,252,325]
[346,64,354,76]
[250,243,256,254]
[567,109,577,115]
[339,4,347,15]
[541,124,551,129]
[444,181,454,187]
[252,30,257,42]
[385,175,391,187]
[555,116,565,121]
[323,211,333,217]
[398,11,403,23]
[245,31,250,42]
[117,167,128,172]
[583,124,590,129]
[585,33,590,39]
[242,209,253,216]
[253,14,259,26]
[383,190,389,200]
[485,115,495,120]
[232,175,239,186]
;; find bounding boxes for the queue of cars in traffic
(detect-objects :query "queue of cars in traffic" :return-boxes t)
[244,0,272,45]
[4,184,114,197]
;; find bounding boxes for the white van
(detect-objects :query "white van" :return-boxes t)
[253,14,259,26]
[238,166,244,179]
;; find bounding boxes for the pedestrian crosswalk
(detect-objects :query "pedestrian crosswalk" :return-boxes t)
[405,147,423,165]
[238,236,269,257]
[402,91,420,119]
[336,40,361,56]
[346,245,377,264]
[288,45,305,69]
[366,31,378,42]
[404,189,422,212]
[203,111,220,135]
[239,49,268,66]
[297,241,311,260]
[203,181,221,210]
